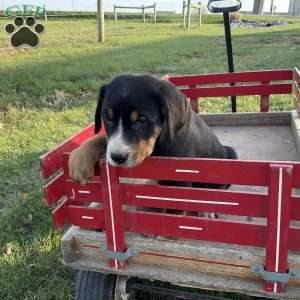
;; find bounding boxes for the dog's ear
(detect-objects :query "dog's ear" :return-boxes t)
[94,84,107,134]
[157,81,189,141]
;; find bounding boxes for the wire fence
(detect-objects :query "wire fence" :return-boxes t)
[0,10,223,24]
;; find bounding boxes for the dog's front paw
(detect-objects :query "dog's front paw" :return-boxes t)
[68,147,96,185]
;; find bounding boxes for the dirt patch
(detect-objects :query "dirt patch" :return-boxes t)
[183,51,209,59]
[0,47,29,55]
[231,20,288,29]
[40,89,93,110]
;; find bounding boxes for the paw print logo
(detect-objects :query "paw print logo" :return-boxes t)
[5,16,45,48]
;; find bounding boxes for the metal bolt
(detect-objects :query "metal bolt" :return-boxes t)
[252,266,260,272]
[291,271,296,277]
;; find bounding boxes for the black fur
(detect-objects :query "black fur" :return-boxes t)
[94,85,107,134]
[95,74,238,188]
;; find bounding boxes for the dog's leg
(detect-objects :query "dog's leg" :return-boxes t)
[69,135,107,184]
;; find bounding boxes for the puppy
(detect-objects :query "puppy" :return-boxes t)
[69,74,237,191]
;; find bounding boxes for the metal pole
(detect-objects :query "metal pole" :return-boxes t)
[97,0,105,43]
[223,11,236,112]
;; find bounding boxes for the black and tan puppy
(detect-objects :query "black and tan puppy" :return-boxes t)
[69,74,237,188]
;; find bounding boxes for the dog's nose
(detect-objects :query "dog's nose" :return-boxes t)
[111,153,128,165]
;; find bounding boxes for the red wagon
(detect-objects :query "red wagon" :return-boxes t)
[41,68,300,300]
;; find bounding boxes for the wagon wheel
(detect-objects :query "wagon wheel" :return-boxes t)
[75,270,131,300]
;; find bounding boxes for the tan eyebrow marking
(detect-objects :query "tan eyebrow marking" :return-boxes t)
[130,110,139,123]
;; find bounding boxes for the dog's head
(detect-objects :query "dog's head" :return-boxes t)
[95,74,188,167]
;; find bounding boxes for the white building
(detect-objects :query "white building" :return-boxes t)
[289,0,300,15]
[251,0,294,15]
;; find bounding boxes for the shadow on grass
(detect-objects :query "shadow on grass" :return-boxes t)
[0,143,82,300]
[0,169,75,299]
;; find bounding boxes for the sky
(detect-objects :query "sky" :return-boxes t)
[1,0,290,13]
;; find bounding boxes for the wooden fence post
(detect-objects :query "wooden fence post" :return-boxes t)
[153,2,157,23]
[187,0,192,29]
[114,4,118,23]
[97,0,105,43]
[142,5,145,23]
[44,4,48,22]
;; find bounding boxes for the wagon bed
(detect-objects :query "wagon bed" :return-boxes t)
[41,69,300,299]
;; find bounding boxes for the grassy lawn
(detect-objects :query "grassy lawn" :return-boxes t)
[0,15,300,299]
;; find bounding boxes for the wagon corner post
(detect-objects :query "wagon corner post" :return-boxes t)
[99,159,127,269]
[265,164,293,293]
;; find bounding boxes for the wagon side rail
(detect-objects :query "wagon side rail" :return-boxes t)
[165,69,293,113]
[294,67,300,115]
[42,152,300,294]
[40,123,97,179]
[40,122,107,184]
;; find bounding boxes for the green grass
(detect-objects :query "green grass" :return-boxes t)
[0,15,300,299]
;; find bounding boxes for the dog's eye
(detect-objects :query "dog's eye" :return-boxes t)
[136,116,147,124]
[132,116,148,130]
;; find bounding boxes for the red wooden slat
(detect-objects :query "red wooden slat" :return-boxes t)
[292,164,300,189]
[190,99,199,112]
[51,198,70,229]
[265,165,293,293]
[295,81,300,96]
[100,160,127,269]
[260,80,270,112]
[120,184,267,217]
[188,84,199,113]
[118,157,269,186]
[43,172,65,207]
[68,206,105,229]
[291,196,300,221]
[40,123,96,178]
[260,95,270,112]
[168,70,293,86]
[180,84,292,99]
[119,157,300,188]
[289,227,300,251]
[64,180,103,202]
[295,67,300,84]
[294,81,300,116]
[123,211,266,247]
